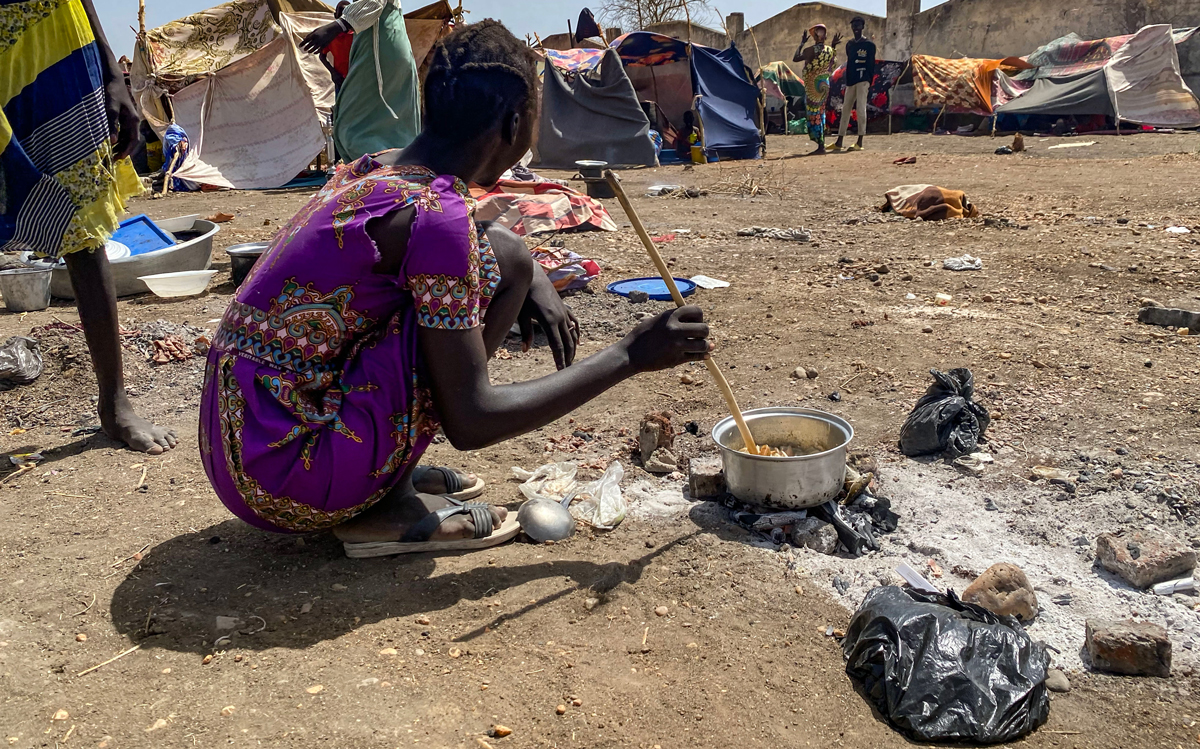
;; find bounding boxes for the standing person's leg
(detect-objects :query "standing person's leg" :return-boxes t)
[64,249,178,454]
[834,80,858,150]
[855,81,868,148]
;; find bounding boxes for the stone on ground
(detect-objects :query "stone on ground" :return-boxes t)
[639,412,673,463]
[961,562,1039,622]
[644,448,678,474]
[1085,619,1171,677]
[1095,530,1196,588]
[1045,669,1071,693]
[789,518,838,555]
[688,455,726,499]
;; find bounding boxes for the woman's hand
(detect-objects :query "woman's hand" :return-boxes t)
[800,30,809,46]
[104,79,142,159]
[621,306,709,372]
[831,32,844,47]
[518,269,580,369]
[300,21,345,54]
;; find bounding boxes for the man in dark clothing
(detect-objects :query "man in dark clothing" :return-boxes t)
[833,16,876,152]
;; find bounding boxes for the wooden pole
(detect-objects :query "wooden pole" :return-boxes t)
[603,170,759,454]
[160,149,182,197]
[138,0,145,34]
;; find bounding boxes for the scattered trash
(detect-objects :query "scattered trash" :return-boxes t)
[736,226,812,242]
[942,254,982,271]
[934,292,953,305]
[952,451,993,475]
[0,336,44,390]
[1030,465,1074,484]
[651,233,676,243]
[899,368,990,458]
[689,274,730,289]
[894,563,938,593]
[905,293,917,300]
[1152,577,1196,596]
[151,335,194,364]
[530,245,601,292]
[1046,141,1096,149]
[892,155,917,165]
[994,145,1013,155]
[204,212,235,223]
[1139,305,1200,331]
[843,587,1050,743]
[645,185,682,197]
[1165,226,1192,234]
[512,461,627,530]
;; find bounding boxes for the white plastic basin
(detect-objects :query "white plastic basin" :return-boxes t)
[137,270,218,298]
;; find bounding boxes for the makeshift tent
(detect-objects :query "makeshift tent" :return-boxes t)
[997,25,1200,127]
[759,61,805,104]
[131,0,456,189]
[827,60,905,131]
[614,32,761,160]
[912,55,1034,114]
[536,48,657,169]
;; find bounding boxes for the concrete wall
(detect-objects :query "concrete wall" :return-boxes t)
[643,20,728,50]
[731,3,885,72]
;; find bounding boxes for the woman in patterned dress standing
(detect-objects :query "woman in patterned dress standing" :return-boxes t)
[794,24,843,156]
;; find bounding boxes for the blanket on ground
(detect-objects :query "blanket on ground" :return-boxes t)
[881,185,979,221]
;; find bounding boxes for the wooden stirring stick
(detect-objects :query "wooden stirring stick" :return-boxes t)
[603,170,759,454]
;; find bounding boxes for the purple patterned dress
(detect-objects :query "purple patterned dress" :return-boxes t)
[199,155,500,533]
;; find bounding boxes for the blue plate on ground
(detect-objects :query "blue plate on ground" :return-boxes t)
[606,277,697,301]
[113,214,175,256]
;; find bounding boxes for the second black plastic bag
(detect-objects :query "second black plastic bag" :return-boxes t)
[842,586,1050,744]
[898,368,990,457]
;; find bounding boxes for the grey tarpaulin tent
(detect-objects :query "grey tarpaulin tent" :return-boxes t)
[995,70,1114,117]
[534,48,658,169]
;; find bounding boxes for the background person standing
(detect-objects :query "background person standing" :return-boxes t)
[794,24,841,156]
[832,17,875,152]
[301,0,421,162]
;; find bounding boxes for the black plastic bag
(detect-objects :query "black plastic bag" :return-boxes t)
[899,368,990,457]
[0,336,43,391]
[843,586,1050,744]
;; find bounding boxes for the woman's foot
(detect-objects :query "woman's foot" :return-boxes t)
[103,398,178,454]
[807,146,827,156]
[412,465,479,496]
[333,491,507,544]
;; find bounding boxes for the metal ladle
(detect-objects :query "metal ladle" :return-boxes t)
[517,495,576,542]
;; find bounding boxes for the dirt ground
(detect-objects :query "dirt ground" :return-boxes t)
[3,131,1200,747]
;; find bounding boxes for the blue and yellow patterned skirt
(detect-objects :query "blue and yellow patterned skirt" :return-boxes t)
[1,0,142,258]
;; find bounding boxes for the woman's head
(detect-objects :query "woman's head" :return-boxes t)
[424,20,539,181]
[810,24,827,43]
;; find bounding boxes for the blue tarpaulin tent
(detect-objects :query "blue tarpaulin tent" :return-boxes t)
[612,32,761,161]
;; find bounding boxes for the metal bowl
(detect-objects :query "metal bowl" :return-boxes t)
[712,407,853,509]
[227,242,270,288]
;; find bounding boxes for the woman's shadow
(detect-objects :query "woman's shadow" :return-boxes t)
[110,518,693,655]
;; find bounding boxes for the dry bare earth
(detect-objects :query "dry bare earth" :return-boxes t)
[2,133,1200,747]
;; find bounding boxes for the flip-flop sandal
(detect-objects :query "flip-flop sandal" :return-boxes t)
[412,465,486,501]
[343,498,521,558]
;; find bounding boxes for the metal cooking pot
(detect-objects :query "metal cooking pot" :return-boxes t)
[712,407,853,509]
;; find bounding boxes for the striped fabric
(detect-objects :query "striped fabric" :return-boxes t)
[1,0,142,258]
